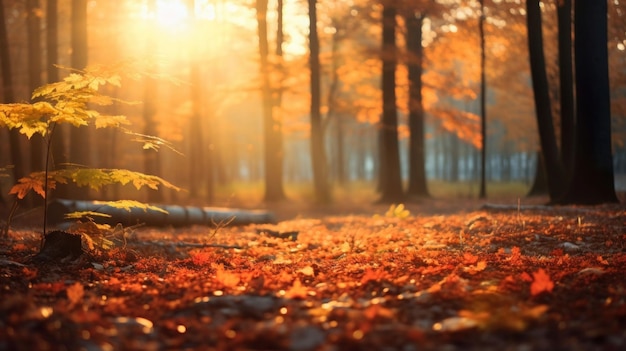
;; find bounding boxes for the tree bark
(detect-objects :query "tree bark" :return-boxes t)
[557,0,575,173]
[526,0,565,202]
[69,0,90,200]
[0,1,26,195]
[404,13,428,198]
[478,0,487,199]
[256,0,286,202]
[27,0,44,182]
[378,3,404,203]
[308,0,331,203]
[559,0,618,204]
[143,0,162,203]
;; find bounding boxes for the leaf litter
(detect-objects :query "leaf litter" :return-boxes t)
[1,200,625,350]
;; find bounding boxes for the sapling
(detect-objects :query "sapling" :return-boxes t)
[0,61,180,252]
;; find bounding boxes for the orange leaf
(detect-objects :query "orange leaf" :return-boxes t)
[66,282,84,306]
[215,267,241,289]
[284,279,309,299]
[530,269,554,296]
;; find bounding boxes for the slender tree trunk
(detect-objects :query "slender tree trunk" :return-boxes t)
[308,0,330,203]
[557,0,575,173]
[326,25,345,185]
[69,0,90,200]
[256,0,285,201]
[478,0,487,199]
[27,0,44,202]
[0,1,26,194]
[559,0,618,204]
[46,0,69,201]
[143,0,162,203]
[378,3,404,202]
[526,0,565,202]
[404,13,428,198]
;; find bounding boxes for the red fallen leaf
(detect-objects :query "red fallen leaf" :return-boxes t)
[520,272,533,282]
[530,269,554,296]
[360,268,388,285]
[463,252,479,265]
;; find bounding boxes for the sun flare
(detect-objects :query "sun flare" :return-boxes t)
[153,0,189,29]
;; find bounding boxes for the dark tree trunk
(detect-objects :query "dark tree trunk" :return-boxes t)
[559,0,618,204]
[69,0,90,200]
[527,151,549,196]
[557,0,575,173]
[404,13,428,198]
[27,0,44,183]
[308,0,330,203]
[478,0,487,199]
[526,0,566,202]
[378,4,404,203]
[0,2,26,193]
[47,0,69,200]
[256,0,285,202]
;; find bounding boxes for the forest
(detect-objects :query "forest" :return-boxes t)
[0,0,623,207]
[1,0,625,350]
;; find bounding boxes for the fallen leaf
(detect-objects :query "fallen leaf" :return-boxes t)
[530,269,554,296]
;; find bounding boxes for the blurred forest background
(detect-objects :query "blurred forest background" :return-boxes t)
[0,0,625,209]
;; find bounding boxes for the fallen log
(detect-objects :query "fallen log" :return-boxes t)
[47,199,276,227]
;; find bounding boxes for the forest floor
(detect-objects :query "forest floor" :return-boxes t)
[1,195,626,350]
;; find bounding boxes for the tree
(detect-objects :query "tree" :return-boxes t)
[46,0,69,200]
[69,0,90,200]
[478,0,486,199]
[0,1,26,197]
[143,0,162,203]
[308,0,331,203]
[256,0,286,202]
[525,0,565,202]
[378,1,404,203]
[559,0,618,204]
[403,11,428,198]
[27,0,44,181]
[557,0,575,172]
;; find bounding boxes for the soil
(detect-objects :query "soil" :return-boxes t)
[1,196,626,350]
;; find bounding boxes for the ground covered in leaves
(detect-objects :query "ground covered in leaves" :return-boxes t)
[1,198,626,350]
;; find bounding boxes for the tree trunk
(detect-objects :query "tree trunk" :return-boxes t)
[526,0,565,202]
[378,4,404,203]
[404,13,428,198]
[27,0,44,183]
[327,23,345,186]
[308,0,330,203]
[559,0,618,204]
[0,1,26,195]
[557,0,575,173]
[256,0,286,202]
[69,0,90,200]
[527,151,549,196]
[143,0,162,203]
[46,0,69,200]
[478,0,487,199]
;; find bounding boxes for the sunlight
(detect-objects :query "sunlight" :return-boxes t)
[140,0,217,31]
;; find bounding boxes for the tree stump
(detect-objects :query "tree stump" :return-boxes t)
[35,231,83,262]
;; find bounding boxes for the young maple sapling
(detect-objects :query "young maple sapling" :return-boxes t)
[0,61,180,252]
